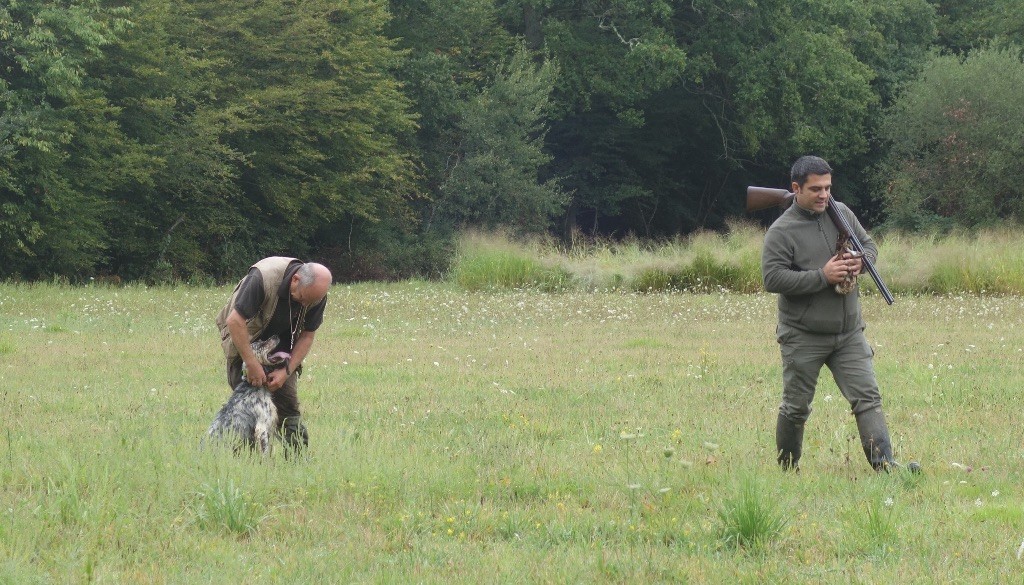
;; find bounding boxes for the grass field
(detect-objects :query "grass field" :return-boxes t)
[2,282,1023,583]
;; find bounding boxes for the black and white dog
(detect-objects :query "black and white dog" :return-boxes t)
[205,336,290,455]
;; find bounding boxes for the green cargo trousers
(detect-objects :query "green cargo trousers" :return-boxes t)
[776,323,883,423]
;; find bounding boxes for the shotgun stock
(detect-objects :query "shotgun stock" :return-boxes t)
[746,186,794,213]
[746,185,895,305]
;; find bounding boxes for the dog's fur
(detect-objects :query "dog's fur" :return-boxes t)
[205,336,290,455]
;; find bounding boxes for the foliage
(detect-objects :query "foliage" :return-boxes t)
[389,0,566,237]
[931,0,1024,54]
[3,0,1022,281]
[877,46,1024,231]
[0,0,129,278]
[1,0,417,282]
[436,50,566,231]
[503,0,690,235]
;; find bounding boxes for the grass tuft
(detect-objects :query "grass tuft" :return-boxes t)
[191,479,269,536]
[717,476,787,550]
[844,494,901,560]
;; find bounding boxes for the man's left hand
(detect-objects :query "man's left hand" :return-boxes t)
[841,251,864,275]
[267,367,290,392]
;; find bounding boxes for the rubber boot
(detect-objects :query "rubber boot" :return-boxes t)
[855,407,897,471]
[281,416,309,459]
[776,413,805,471]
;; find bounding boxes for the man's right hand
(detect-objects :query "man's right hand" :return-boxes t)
[245,359,267,387]
[823,253,861,285]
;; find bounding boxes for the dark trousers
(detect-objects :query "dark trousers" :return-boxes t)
[776,324,884,423]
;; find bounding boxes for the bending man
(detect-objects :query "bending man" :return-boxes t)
[216,257,332,455]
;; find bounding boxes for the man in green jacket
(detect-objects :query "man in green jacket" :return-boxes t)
[762,155,898,472]
[216,257,332,455]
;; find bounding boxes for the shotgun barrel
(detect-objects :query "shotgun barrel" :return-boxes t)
[825,196,895,305]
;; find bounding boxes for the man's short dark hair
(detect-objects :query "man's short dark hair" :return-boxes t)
[790,156,833,187]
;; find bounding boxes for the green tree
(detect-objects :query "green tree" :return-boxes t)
[501,0,688,235]
[437,49,565,231]
[87,0,419,281]
[389,0,566,237]
[0,0,129,279]
[493,0,933,236]
[182,0,418,278]
[877,46,1024,230]
[90,0,248,281]
[930,0,1024,54]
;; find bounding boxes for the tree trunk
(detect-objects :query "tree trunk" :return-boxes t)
[524,3,543,51]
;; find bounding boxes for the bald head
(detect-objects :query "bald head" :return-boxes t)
[291,262,332,307]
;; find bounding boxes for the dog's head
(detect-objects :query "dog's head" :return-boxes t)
[242,336,291,382]
[250,335,280,365]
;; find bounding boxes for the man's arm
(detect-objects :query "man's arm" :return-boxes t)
[225,308,267,388]
[266,330,316,391]
[762,230,830,295]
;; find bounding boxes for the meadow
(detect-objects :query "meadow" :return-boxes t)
[2,276,1023,583]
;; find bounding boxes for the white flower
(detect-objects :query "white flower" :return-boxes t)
[884,497,894,507]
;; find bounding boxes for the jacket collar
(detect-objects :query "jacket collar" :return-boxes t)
[792,203,824,219]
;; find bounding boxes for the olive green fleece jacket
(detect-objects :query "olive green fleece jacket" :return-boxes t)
[761,201,878,335]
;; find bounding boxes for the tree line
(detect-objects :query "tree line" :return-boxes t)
[2,0,1022,282]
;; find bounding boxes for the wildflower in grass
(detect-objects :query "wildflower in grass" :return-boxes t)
[593,444,603,454]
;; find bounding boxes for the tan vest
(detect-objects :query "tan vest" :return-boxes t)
[216,257,300,360]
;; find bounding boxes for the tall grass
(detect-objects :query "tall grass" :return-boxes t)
[450,225,1024,294]
[450,231,574,291]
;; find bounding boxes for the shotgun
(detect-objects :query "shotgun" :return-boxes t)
[746,186,895,305]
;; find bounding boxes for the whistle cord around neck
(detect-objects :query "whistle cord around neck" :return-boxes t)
[289,300,306,350]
